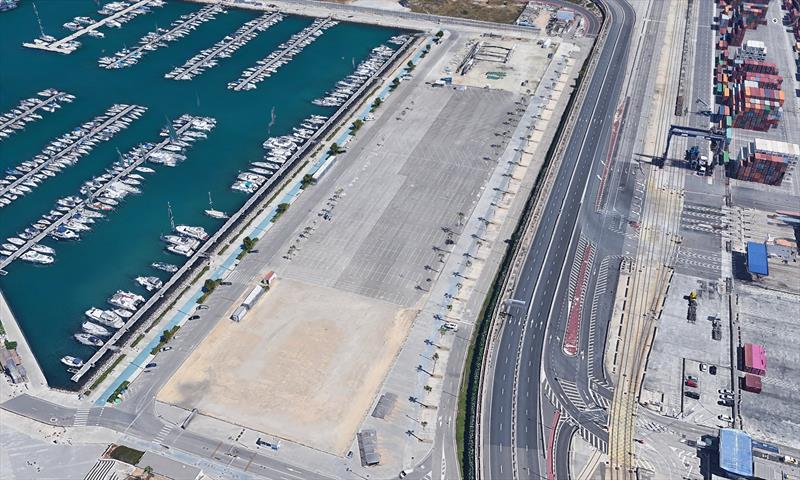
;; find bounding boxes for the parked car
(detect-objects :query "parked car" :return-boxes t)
[685,391,700,400]
[709,365,717,375]
[718,389,733,394]
[685,379,698,388]
[160,346,172,352]
[196,304,209,311]
[719,398,734,407]
[443,322,459,332]
[686,374,698,382]
[145,362,157,369]
[189,315,200,321]
[718,415,732,422]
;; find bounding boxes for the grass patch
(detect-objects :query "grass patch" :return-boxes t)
[107,444,144,465]
[89,354,127,391]
[0,319,5,335]
[4,339,17,350]
[191,265,209,284]
[130,334,145,349]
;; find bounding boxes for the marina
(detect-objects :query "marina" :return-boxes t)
[0,104,146,209]
[98,3,225,69]
[165,11,284,81]
[0,0,408,388]
[23,0,166,54]
[0,89,75,141]
[0,115,213,272]
[228,17,338,92]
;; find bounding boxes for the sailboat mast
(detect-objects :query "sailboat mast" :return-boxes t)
[167,202,175,231]
[32,2,46,38]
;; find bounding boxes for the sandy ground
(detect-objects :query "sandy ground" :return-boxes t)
[158,278,415,455]
[440,33,558,93]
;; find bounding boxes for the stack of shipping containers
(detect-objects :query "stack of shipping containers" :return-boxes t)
[731,138,799,185]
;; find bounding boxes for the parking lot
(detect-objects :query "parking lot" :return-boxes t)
[641,273,734,425]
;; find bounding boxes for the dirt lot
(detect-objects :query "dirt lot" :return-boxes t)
[158,278,415,454]
[405,0,528,24]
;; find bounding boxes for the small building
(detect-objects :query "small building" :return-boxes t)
[743,343,766,376]
[555,9,576,22]
[742,373,762,393]
[719,429,753,478]
[746,241,769,277]
[263,271,277,287]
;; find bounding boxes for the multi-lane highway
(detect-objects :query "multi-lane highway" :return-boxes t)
[483,0,636,478]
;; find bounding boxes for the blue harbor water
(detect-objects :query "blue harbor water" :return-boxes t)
[0,0,404,389]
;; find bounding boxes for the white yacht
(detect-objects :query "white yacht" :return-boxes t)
[175,225,208,240]
[74,333,103,347]
[20,251,54,264]
[61,356,84,368]
[82,321,111,337]
[85,307,125,329]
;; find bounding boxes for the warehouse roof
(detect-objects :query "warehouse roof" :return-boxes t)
[746,241,769,276]
[719,429,753,478]
[753,138,800,159]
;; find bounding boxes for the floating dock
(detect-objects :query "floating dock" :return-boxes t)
[0,118,201,274]
[228,17,337,92]
[0,89,74,140]
[99,4,224,69]
[166,11,283,81]
[23,0,164,54]
[0,104,145,206]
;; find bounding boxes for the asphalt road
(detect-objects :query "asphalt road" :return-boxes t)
[484,0,636,478]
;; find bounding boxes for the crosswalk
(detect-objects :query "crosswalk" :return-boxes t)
[73,407,91,427]
[83,459,114,480]
[154,424,174,444]
[558,380,590,411]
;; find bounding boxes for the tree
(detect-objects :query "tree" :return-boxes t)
[371,97,383,112]
[242,236,256,252]
[350,118,364,133]
[202,279,217,293]
[435,30,444,38]
[142,465,154,480]
[328,143,343,156]
[300,173,316,189]
[276,203,289,215]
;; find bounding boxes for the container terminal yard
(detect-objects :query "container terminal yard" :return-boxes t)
[2,0,800,480]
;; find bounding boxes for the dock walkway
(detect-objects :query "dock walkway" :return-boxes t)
[230,17,336,91]
[66,120,203,380]
[0,119,194,275]
[0,91,66,134]
[0,104,143,201]
[100,4,223,69]
[168,11,282,80]
[23,0,161,54]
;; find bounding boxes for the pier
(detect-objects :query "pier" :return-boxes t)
[99,4,224,69]
[0,104,144,204]
[229,17,336,92]
[23,0,163,54]
[69,34,417,383]
[0,90,72,138]
[0,119,198,275]
[167,11,283,81]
